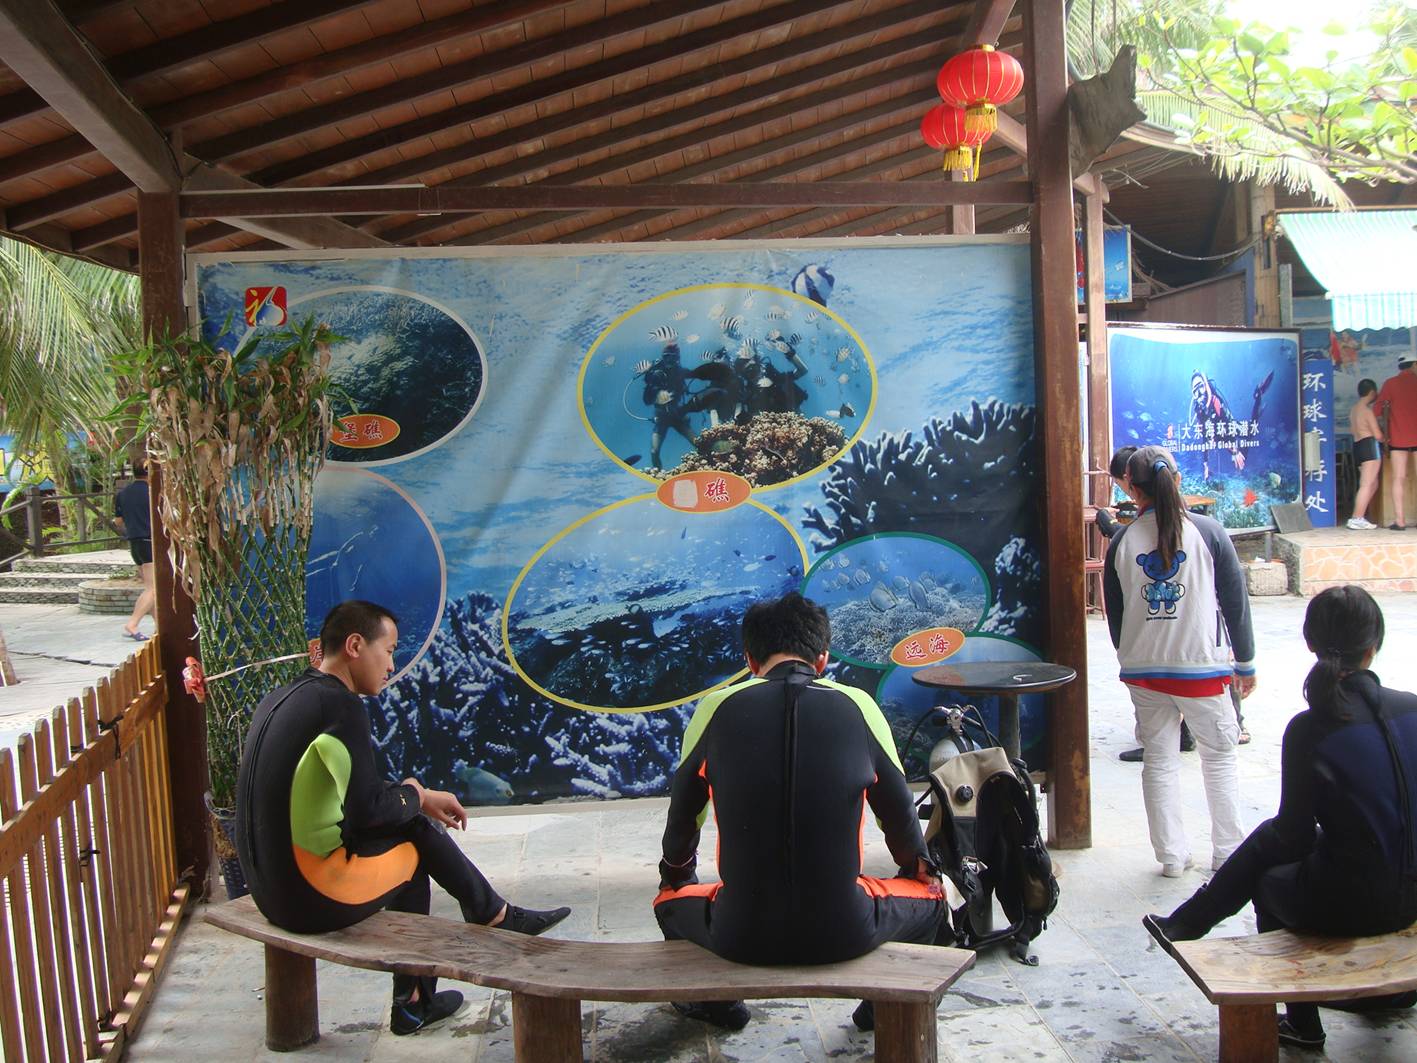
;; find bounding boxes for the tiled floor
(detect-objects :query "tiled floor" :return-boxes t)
[121,596,1417,1061]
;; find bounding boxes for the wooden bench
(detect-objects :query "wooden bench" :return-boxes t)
[206,896,974,1062]
[1159,925,1417,1062]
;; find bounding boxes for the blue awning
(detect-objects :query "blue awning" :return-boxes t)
[1281,209,1417,331]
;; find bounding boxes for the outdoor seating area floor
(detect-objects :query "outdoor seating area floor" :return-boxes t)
[118,596,1417,1061]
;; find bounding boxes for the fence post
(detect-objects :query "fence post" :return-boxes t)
[26,493,43,558]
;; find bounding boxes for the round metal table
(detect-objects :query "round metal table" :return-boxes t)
[911,661,1078,762]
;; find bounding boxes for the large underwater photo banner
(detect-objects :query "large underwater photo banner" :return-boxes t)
[1108,325,1301,530]
[190,239,1043,805]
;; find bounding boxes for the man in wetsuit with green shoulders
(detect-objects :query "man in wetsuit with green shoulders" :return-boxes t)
[654,592,945,1031]
[235,600,571,1037]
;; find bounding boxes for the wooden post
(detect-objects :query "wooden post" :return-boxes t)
[511,992,582,1062]
[1084,191,1110,507]
[137,191,211,893]
[1218,1003,1277,1062]
[264,946,319,1051]
[946,169,975,235]
[1022,0,1091,848]
[26,493,44,557]
[873,1001,938,1063]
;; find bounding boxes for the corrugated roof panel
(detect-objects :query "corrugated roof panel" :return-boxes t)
[1281,210,1417,331]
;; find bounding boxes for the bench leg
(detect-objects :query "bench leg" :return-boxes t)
[1218,1003,1276,1063]
[511,992,582,1062]
[264,945,318,1051]
[873,1001,937,1063]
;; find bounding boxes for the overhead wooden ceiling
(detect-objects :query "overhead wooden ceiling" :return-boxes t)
[0,0,1174,271]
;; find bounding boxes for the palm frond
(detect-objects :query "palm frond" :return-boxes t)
[0,236,139,485]
[1136,92,1353,208]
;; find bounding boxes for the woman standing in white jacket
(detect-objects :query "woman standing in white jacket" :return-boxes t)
[1103,446,1258,878]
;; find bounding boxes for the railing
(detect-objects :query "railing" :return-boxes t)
[0,641,187,1059]
[1,490,125,559]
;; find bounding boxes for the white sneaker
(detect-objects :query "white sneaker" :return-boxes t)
[1347,517,1376,530]
[1161,856,1195,878]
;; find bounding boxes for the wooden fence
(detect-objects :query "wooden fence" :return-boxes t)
[0,641,187,1059]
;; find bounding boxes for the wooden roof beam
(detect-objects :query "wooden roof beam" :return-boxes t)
[0,0,385,132]
[252,0,952,188]
[373,41,959,243]
[0,0,176,191]
[962,0,1019,47]
[192,0,735,166]
[182,181,1034,219]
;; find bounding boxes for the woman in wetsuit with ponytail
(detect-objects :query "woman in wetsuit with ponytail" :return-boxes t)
[1146,586,1417,1048]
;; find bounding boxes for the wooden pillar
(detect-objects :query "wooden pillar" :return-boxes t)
[1217,1003,1277,1062]
[1023,0,1090,848]
[1084,190,1110,506]
[946,170,975,235]
[138,191,212,893]
[873,1001,938,1062]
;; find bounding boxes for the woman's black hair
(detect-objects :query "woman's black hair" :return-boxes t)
[1302,585,1385,721]
[1126,447,1186,571]
[1358,378,1377,398]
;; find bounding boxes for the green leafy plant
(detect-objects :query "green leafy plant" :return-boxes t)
[112,315,345,811]
[1067,0,1416,205]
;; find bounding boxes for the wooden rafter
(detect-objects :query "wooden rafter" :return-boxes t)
[181,181,1034,219]
[0,0,177,191]
[374,49,946,243]
[192,0,731,166]
[961,0,1018,47]
[250,0,949,188]
[0,0,386,165]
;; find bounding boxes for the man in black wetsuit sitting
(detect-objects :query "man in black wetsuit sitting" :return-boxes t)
[654,592,945,1031]
[235,600,571,1036]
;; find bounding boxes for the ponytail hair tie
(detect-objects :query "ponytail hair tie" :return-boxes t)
[1153,459,1169,476]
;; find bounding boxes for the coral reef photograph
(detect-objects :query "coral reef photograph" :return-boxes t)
[580,284,872,482]
[505,497,803,710]
[654,412,847,487]
[803,400,1043,648]
[302,287,485,463]
[375,594,693,803]
[804,534,989,667]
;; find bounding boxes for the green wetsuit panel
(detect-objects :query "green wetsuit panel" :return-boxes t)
[290,732,350,857]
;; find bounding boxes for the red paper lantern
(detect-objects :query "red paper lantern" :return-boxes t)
[936,44,1024,137]
[920,103,990,179]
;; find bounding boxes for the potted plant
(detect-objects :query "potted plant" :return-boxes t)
[113,316,343,895]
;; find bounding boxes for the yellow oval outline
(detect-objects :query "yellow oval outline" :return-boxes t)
[655,470,753,513]
[331,413,403,450]
[577,282,877,491]
[889,627,966,668]
[501,493,809,714]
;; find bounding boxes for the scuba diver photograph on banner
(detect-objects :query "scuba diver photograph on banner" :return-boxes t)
[192,239,1045,806]
[1108,325,1302,529]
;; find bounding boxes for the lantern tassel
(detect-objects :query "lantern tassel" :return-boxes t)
[965,103,998,136]
[942,145,973,178]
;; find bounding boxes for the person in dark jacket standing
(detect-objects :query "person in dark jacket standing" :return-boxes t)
[654,593,944,1032]
[235,600,571,1036]
[113,461,155,640]
[1103,446,1257,878]
[1146,585,1417,1048]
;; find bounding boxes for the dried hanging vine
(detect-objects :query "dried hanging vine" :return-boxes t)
[113,317,343,812]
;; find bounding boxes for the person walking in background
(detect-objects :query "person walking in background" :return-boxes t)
[1374,355,1417,531]
[1103,446,1257,878]
[1097,445,1197,762]
[1347,378,1384,530]
[113,460,155,641]
[1145,586,1417,1049]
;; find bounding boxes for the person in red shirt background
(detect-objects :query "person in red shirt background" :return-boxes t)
[1374,355,1417,531]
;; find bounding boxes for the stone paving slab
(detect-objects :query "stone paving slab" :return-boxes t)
[3,593,1412,1061]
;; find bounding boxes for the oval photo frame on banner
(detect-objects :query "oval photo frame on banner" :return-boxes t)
[503,493,807,713]
[578,283,876,489]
